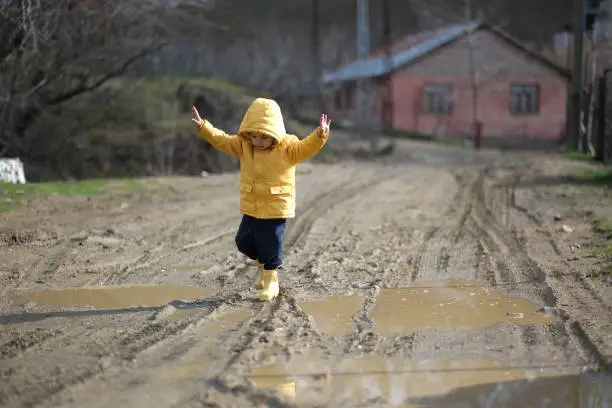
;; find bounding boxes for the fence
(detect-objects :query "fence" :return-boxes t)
[591,68,612,163]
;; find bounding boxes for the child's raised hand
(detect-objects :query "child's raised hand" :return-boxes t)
[191,106,204,127]
[319,113,331,133]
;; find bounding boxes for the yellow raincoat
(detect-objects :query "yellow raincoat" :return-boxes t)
[197,98,329,219]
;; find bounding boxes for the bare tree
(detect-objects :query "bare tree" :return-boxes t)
[0,0,208,157]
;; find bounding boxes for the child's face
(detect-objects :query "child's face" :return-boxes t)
[246,133,275,150]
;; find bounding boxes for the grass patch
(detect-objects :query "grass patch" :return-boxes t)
[97,75,262,136]
[565,151,595,162]
[595,217,612,236]
[593,217,612,277]
[598,243,612,255]
[0,179,147,213]
[0,202,21,213]
[575,168,612,185]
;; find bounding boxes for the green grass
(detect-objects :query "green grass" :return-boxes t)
[98,75,262,136]
[598,243,612,255]
[576,167,612,184]
[565,151,595,162]
[0,179,147,213]
[595,217,612,235]
[0,202,21,213]
[593,217,612,277]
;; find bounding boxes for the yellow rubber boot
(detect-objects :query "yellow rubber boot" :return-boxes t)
[259,269,279,301]
[254,261,264,289]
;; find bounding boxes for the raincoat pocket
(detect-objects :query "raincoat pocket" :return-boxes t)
[268,184,293,213]
[240,182,255,213]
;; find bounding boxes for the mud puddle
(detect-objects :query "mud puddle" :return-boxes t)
[299,294,362,336]
[300,279,552,337]
[248,355,609,406]
[369,279,553,335]
[17,284,212,309]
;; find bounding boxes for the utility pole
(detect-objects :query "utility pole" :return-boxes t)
[465,0,481,149]
[356,0,371,141]
[569,0,586,151]
[312,0,323,111]
[382,0,393,133]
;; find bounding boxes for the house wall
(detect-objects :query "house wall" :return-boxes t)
[327,80,387,129]
[327,29,568,142]
[391,30,567,141]
[391,76,566,140]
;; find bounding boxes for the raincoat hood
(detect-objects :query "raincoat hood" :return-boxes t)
[238,98,286,142]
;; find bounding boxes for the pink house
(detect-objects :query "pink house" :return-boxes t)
[323,22,570,145]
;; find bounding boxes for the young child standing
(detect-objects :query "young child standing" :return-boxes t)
[191,98,331,301]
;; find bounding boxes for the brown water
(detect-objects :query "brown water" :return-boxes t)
[18,284,212,309]
[248,355,610,407]
[298,279,552,337]
[299,294,362,336]
[371,279,552,334]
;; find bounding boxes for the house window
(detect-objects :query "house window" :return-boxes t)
[422,84,453,115]
[334,84,355,110]
[334,90,343,109]
[510,83,540,115]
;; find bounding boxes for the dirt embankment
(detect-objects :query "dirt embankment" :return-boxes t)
[0,139,611,407]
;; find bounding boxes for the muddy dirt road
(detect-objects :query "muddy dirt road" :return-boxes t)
[1,140,611,407]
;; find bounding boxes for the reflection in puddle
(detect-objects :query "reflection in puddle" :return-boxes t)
[248,355,324,400]
[19,285,212,309]
[371,279,552,334]
[248,355,611,407]
[299,294,362,336]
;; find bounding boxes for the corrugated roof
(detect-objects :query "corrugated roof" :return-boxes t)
[369,25,458,57]
[322,21,480,84]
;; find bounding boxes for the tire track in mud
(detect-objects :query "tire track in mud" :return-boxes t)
[0,202,244,406]
[211,166,398,293]
[399,166,581,367]
[0,293,249,408]
[508,175,612,315]
[282,168,457,359]
[284,168,398,251]
[11,166,395,408]
[504,174,612,370]
[466,170,606,370]
[409,169,476,282]
[469,171,557,305]
[165,168,414,406]
[101,214,240,285]
[42,300,269,408]
[0,182,247,407]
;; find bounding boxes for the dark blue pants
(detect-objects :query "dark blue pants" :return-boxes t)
[235,215,287,270]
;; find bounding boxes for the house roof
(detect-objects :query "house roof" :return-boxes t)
[322,21,570,84]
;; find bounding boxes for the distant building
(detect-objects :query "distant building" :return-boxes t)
[323,21,570,146]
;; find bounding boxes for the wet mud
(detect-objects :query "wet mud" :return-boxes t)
[1,141,611,407]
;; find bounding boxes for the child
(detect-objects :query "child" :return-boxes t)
[191,98,331,301]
